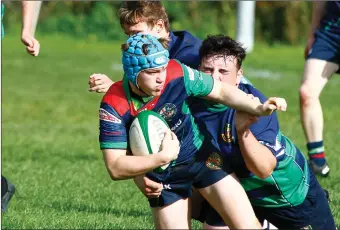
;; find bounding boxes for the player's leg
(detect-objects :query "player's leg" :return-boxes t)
[1,175,16,212]
[197,173,261,229]
[151,198,191,229]
[300,28,340,176]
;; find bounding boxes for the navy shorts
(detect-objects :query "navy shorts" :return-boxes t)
[200,168,336,230]
[307,28,340,74]
[146,139,231,208]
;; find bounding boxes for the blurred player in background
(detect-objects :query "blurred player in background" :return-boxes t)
[1,0,40,212]
[299,1,340,177]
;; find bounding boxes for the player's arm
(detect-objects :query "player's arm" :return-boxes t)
[99,102,179,180]
[102,134,177,180]
[21,1,40,56]
[235,112,277,179]
[234,92,284,178]
[304,1,327,58]
[182,65,286,116]
[309,1,327,36]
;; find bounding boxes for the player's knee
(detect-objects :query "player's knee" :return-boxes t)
[299,83,315,106]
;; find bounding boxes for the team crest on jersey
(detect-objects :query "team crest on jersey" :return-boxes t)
[158,103,177,120]
[206,152,223,170]
[99,108,122,124]
[221,123,233,143]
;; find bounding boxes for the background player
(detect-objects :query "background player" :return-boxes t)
[299,1,340,176]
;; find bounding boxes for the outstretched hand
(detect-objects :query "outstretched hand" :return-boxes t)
[260,97,287,116]
[88,73,114,93]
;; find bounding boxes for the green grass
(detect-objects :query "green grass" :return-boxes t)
[1,34,339,228]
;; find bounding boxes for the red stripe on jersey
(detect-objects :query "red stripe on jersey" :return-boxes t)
[102,81,129,116]
[164,60,184,87]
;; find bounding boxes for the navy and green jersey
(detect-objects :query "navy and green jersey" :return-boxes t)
[321,1,340,33]
[99,59,215,165]
[190,83,310,208]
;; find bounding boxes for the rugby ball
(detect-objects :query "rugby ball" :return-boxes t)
[129,110,170,172]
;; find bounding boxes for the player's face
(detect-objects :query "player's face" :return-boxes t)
[199,55,242,86]
[123,21,160,38]
[137,65,167,96]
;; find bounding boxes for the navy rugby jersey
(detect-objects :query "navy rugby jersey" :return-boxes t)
[169,31,202,69]
[190,83,310,208]
[99,60,215,165]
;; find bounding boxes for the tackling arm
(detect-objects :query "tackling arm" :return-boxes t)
[236,129,276,179]
[205,79,274,116]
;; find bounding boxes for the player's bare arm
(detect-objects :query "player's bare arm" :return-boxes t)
[102,130,179,180]
[21,1,40,56]
[305,1,327,58]
[234,110,277,178]
[205,79,287,116]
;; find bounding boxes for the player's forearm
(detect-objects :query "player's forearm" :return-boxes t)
[108,153,169,180]
[236,130,276,179]
[21,1,35,35]
[218,84,262,116]
[309,1,327,36]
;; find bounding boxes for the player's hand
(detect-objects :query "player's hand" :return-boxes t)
[88,73,114,93]
[235,94,259,133]
[134,175,163,198]
[160,129,180,162]
[235,111,258,134]
[21,33,40,56]
[258,97,287,116]
[304,36,315,59]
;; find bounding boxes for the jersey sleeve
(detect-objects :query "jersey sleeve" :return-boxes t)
[181,64,214,97]
[99,102,128,150]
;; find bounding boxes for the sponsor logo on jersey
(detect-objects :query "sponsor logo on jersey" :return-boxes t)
[158,103,177,120]
[206,152,223,170]
[99,108,122,124]
[171,119,182,131]
[221,123,233,143]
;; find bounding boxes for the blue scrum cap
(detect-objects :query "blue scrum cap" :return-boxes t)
[122,33,169,87]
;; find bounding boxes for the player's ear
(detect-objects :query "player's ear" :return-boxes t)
[155,19,164,33]
[236,68,243,86]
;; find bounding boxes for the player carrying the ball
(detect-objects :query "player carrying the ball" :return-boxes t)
[99,33,286,229]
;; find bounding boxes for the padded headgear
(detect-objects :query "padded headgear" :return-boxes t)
[122,33,169,87]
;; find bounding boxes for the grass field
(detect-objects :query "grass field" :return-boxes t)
[1,34,339,229]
